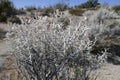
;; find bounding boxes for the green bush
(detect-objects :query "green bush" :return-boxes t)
[0,15,7,22]
[78,1,92,8]
[0,0,17,22]
[78,0,100,9]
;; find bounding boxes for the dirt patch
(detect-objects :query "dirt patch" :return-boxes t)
[0,56,19,80]
[96,63,120,80]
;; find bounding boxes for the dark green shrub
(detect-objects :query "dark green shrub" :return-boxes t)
[78,0,100,9]
[78,1,92,8]
[41,6,54,16]
[69,8,86,16]
[0,0,16,16]
[0,15,7,22]
[0,0,17,22]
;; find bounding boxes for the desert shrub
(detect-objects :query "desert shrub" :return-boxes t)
[7,10,117,79]
[41,6,54,16]
[6,8,120,80]
[84,8,120,64]
[53,3,69,11]
[57,17,70,29]
[69,0,100,16]
[69,8,86,16]
[84,8,118,24]
[8,16,21,24]
[69,0,101,16]
[16,8,26,15]
[26,6,37,12]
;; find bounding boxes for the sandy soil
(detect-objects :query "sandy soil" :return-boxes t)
[93,63,120,80]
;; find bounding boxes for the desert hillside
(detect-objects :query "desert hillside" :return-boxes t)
[0,0,120,80]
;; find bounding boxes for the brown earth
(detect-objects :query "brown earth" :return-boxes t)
[0,56,19,80]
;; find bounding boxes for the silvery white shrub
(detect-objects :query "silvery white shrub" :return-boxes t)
[6,8,119,80]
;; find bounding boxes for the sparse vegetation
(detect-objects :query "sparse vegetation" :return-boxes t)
[8,16,21,24]
[16,8,26,15]
[112,5,120,15]
[6,8,120,80]
[53,3,69,11]
[77,0,100,9]
[26,6,37,11]
[69,8,86,16]
[0,0,120,80]
[69,0,100,16]
[40,6,54,17]
[40,2,69,17]
[112,5,120,12]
